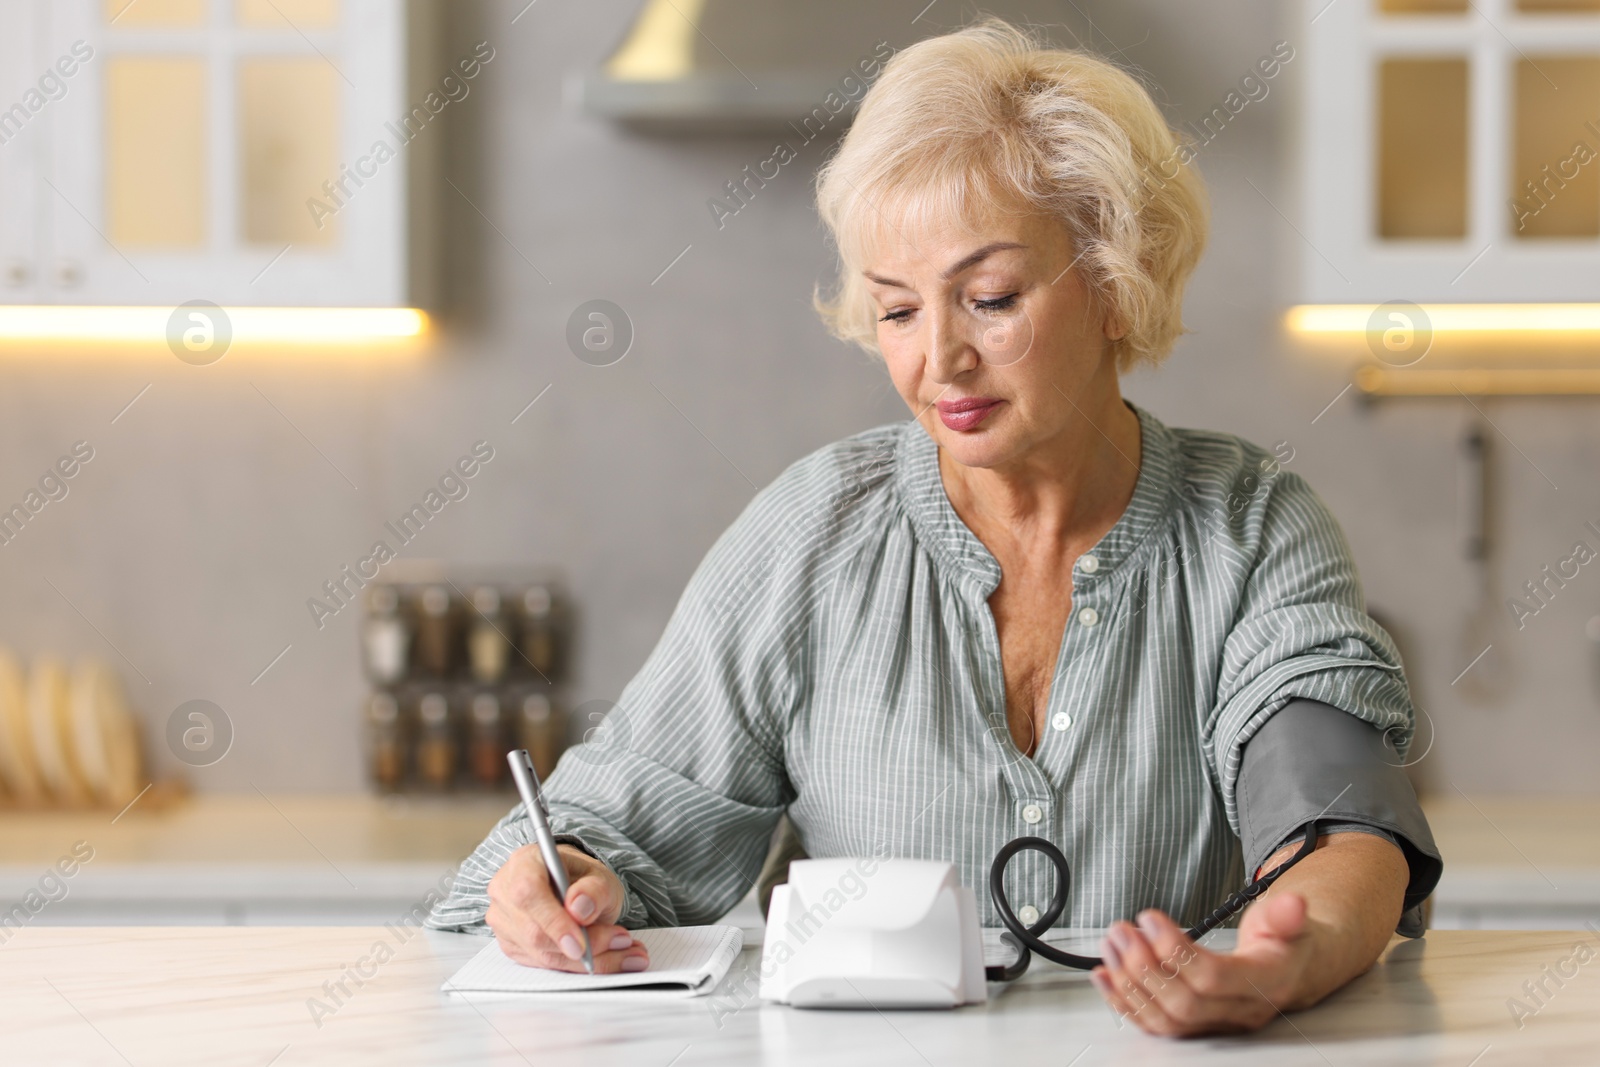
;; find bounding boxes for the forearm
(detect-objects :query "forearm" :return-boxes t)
[1257,830,1409,1009]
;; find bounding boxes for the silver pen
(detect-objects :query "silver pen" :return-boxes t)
[506,748,594,974]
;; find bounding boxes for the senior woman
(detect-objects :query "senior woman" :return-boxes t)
[430,20,1441,1037]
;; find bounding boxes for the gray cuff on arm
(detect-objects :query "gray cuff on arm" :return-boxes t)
[1239,698,1443,939]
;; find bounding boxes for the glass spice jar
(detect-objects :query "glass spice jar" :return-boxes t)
[413,585,455,675]
[361,585,410,685]
[366,691,405,792]
[415,691,456,790]
[518,585,564,681]
[467,586,510,684]
[467,691,505,787]
[519,690,562,780]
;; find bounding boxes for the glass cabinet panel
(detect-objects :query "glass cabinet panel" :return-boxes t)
[1513,57,1600,238]
[1516,0,1600,12]
[1376,57,1469,238]
[1377,0,1467,13]
[104,0,206,26]
[105,58,207,248]
[240,59,339,245]
[235,0,340,28]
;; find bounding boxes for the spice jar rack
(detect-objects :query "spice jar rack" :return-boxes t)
[358,565,572,795]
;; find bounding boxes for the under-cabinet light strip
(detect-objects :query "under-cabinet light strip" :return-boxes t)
[0,306,428,342]
[1288,304,1600,334]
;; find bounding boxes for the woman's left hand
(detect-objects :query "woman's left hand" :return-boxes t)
[1089,892,1319,1037]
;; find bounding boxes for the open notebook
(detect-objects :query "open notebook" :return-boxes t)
[442,925,744,997]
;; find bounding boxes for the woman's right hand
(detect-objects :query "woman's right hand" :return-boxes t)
[486,843,650,973]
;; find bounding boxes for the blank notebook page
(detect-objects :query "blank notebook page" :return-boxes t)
[442,926,743,996]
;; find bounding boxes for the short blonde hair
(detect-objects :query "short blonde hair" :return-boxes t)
[814,19,1208,371]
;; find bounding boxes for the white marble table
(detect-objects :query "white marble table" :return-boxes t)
[3,925,1597,1066]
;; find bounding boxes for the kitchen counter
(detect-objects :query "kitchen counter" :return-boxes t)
[1,793,1596,927]
[0,794,514,924]
[4,925,1597,1065]
[1423,795,1600,928]
[0,793,514,864]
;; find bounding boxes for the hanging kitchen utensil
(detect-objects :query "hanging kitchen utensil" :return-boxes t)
[1456,422,1509,704]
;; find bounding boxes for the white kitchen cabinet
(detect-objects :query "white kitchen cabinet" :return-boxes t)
[1300,0,1600,304]
[0,3,45,303]
[2,0,437,309]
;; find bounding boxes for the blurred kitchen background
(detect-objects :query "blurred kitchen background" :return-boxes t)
[0,0,1598,928]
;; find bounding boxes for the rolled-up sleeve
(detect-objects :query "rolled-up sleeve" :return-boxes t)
[1203,468,1416,837]
[428,456,843,934]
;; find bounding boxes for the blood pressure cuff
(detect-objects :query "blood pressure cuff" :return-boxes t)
[1238,699,1443,939]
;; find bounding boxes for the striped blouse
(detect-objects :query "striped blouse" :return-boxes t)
[428,404,1415,935]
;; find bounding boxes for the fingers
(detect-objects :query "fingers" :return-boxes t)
[1133,910,1232,999]
[564,864,625,928]
[1089,964,1162,1028]
[490,914,650,973]
[1093,912,1274,1037]
[1091,962,1183,1034]
[1243,891,1308,942]
[1099,918,1208,1035]
[486,845,648,974]
[1226,891,1312,1008]
[1089,901,1322,1036]
[513,852,595,952]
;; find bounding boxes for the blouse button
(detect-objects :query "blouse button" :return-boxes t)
[1051,712,1072,731]
[1078,554,1100,574]
[1017,904,1040,926]
[1078,607,1100,628]
[1021,803,1044,825]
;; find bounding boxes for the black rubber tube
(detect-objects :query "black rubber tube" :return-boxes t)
[985,820,1323,981]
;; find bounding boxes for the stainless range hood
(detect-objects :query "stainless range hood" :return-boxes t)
[572,0,1086,134]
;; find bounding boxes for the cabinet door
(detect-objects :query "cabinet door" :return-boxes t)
[1302,0,1600,304]
[0,0,42,303]
[38,0,409,308]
